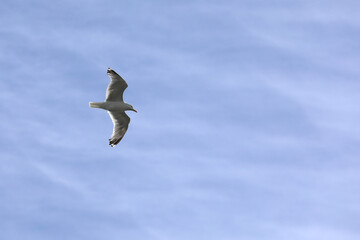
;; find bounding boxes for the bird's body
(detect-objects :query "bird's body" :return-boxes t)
[89,101,133,112]
[89,68,137,147]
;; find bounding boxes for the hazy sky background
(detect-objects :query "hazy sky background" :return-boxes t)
[1,0,360,239]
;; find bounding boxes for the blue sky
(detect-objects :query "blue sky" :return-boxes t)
[1,0,360,239]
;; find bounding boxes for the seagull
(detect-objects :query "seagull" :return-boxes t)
[89,67,137,147]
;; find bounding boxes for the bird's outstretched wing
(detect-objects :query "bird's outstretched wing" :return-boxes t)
[105,68,128,102]
[108,111,130,147]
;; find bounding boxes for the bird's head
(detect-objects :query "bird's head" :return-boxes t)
[126,104,137,113]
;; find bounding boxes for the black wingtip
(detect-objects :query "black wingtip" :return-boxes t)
[109,137,122,147]
[107,67,117,75]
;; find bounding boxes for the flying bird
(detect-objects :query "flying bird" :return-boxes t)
[89,68,137,147]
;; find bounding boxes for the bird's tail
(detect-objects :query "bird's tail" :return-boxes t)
[89,102,103,108]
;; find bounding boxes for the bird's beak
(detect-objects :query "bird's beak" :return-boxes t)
[133,109,138,113]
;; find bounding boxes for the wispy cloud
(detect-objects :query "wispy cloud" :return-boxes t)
[1,0,360,239]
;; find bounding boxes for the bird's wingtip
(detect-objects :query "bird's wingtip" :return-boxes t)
[107,67,114,74]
